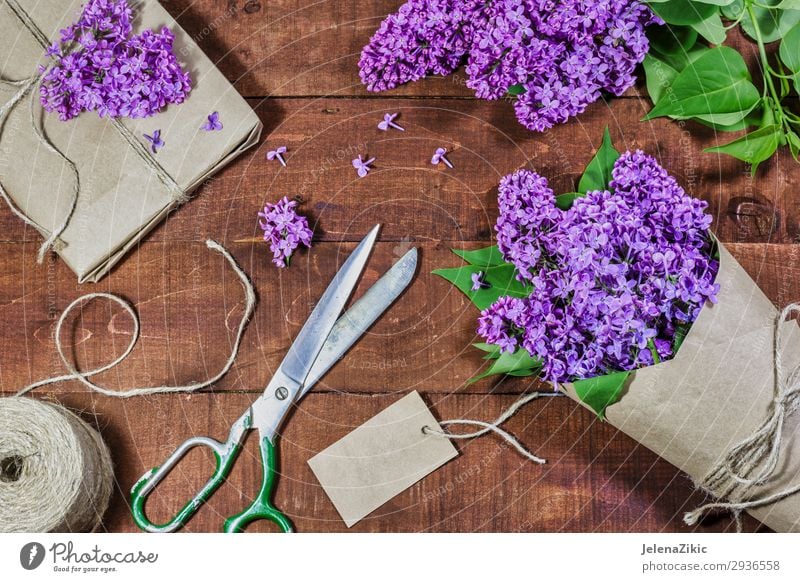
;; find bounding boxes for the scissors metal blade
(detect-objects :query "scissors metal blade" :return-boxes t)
[278,224,380,387]
[300,247,417,397]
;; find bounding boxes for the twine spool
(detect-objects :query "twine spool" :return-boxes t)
[0,397,113,532]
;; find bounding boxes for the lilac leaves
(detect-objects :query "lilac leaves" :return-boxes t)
[360,0,659,131]
[40,0,192,121]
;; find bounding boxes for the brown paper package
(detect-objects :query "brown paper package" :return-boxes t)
[0,0,262,282]
[563,243,800,532]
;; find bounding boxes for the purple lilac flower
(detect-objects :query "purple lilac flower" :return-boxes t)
[378,112,405,131]
[352,155,375,177]
[267,146,288,167]
[359,0,490,92]
[479,151,719,383]
[39,0,192,121]
[431,147,453,168]
[143,130,164,153]
[258,197,313,268]
[360,0,660,131]
[202,112,223,131]
[471,271,490,290]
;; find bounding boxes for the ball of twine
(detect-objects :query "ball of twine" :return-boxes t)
[0,397,113,532]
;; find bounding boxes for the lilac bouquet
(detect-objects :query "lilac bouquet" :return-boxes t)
[258,197,313,268]
[436,130,720,416]
[39,0,192,121]
[360,0,660,131]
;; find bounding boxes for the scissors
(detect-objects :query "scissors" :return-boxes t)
[130,225,417,533]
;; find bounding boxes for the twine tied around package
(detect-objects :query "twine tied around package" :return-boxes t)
[0,397,114,532]
[0,0,184,265]
[685,302,800,531]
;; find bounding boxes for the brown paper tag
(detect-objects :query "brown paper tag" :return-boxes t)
[308,391,458,527]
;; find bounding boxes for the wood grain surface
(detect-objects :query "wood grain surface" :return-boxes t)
[3,0,794,533]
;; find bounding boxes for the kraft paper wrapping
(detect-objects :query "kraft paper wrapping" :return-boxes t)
[0,0,262,282]
[563,243,800,532]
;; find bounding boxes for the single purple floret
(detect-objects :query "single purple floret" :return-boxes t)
[258,196,313,268]
[471,271,490,291]
[352,155,376,178]
[479,150,719,384]
[202,111,223,131]
[143,130,164,153]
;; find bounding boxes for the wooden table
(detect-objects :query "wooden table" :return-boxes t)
[2,0,791,532]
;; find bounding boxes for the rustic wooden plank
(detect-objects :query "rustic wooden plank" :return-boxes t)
[0,241,797,398]
[2,98,795,245]
[163,1,763,99]
[31,391,762,532]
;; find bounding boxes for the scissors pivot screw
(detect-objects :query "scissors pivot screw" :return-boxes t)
[275,386,289,401]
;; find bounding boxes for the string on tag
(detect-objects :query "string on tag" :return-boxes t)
[684,302,800,531]
[423,391,564,464]
[15,239,255,398]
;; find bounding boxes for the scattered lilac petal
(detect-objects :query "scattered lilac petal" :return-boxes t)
[143,129,164,153]
[267,146,288,167]
[202,111,223,131]
[431,147,453,168]
[471,271,490,291]
[378,112,405,131]
[352,155,375,178]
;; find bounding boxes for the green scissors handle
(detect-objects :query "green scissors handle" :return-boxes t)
[130,412,293,533]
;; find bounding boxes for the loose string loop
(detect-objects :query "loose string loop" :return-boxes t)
[15,240,255,398]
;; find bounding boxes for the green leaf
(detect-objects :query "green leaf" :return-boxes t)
[452,245,505,268]
[470,348,541,383]
[433,263,530,310]
[704,124,782,175]
[649,0,718,26]
[644,47,760,125]
[643,53,680,104]
[690,10,727,44]
[573,371,630,420]
[555,192,583,210]
[780,22,800,73]
[648,24,699,57]
[786,129,800,159]
[737,1,800,44]
[690,0,735,4]
[776,0,800,8]
[577,127,620,193]
[507,84,525,96]
[689,105,763,131]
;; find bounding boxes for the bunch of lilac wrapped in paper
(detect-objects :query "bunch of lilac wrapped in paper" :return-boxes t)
[40,0,192,121]
[359,0,660,131]
[258,197,313,268]
[478,151,719,383]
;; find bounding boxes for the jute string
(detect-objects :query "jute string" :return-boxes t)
[15,240,255,398]
[0,0,185,264]
[684,302,800,531]
[424,392,564,464]
[1,239,254,531]
[0,397,114,532]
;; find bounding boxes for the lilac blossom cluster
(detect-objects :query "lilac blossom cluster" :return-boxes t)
[479,151,719,383]
[39,0,192,121]
[258,197,313,268]
[359,0,659,131]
